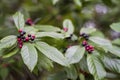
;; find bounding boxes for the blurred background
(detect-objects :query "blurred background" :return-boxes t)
[0,0,120,80]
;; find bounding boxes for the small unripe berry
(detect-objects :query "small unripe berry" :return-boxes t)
[63,27,68,32]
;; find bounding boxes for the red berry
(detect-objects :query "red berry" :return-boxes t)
[25,37,29,41]
[17,38,21,41]
[26,18,34,26]
[19,45,23,48]
[89,45,94,49]
[85,46,90,51]
[63,27,68,32]
[18,29,22,33]
[19,42,23,45]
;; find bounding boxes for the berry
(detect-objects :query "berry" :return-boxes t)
[63,27,68,32]
[30,37,35,41]
[25,18,34,26]
[28,34,31,37]
[17,35,21,38]
[17,38,21,41]
[21,36,25,39]
[19,45,23,48]
[85,46,90,51]
[89,45,94,49]
[23,31,26,34]
[25,37,29,41]
[31,35,35,39]
[18,29,22,33]
[82,40,88,46]
[18,41,23,44]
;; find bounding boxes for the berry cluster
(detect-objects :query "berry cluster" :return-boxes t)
[25,18,34,26]
[82,40,94,53]
[17,29,35,48]
[80,33,89,40]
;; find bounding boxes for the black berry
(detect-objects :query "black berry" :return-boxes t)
[28,34,31,37]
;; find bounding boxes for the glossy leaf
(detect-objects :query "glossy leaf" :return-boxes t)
[87,54,106,80]
[65,65,78,80]
[21,43,38,71]
[13,12,24,30]
[34,25,61,32]
[63,19,74,34]
[65,46,85,64]
[74,0,82,7]
[112,38,120,45]
[35,42,68,66]
[89,37,112,47]
[37,51,53,71]
[0,35,17,50]
[24,27,38,34]
[103,57,120,73]
[106,46,120,57]
[110,22,120,32]
[2,48,19,58]
[80,27,96,34]
[52,0,59,5]
[36,32,64,39]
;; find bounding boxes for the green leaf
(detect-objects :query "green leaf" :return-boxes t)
[0,68,9,80]
[80,27,96,34]
[65,65,78,80]
[36,32,64,39]
[65,46,85,64]
[106,46,120,57]
[110,22,120,32]
[47,71,67,80]
[89,37,112,47]
[2,48,19,58]
[52,0,59,5]
[103,57,120,73]
[34,25,61,32]
[21,43,38,71]
[87,54,106,80]
[63,19,74,34]
[35,42,68,66]
[74,0,82,7]
[37,51,53,71]
[24,27,38,34]
[112,38,120,45]
[13,12,25,30]
[0,35,17,50]
[79,73,85,80]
